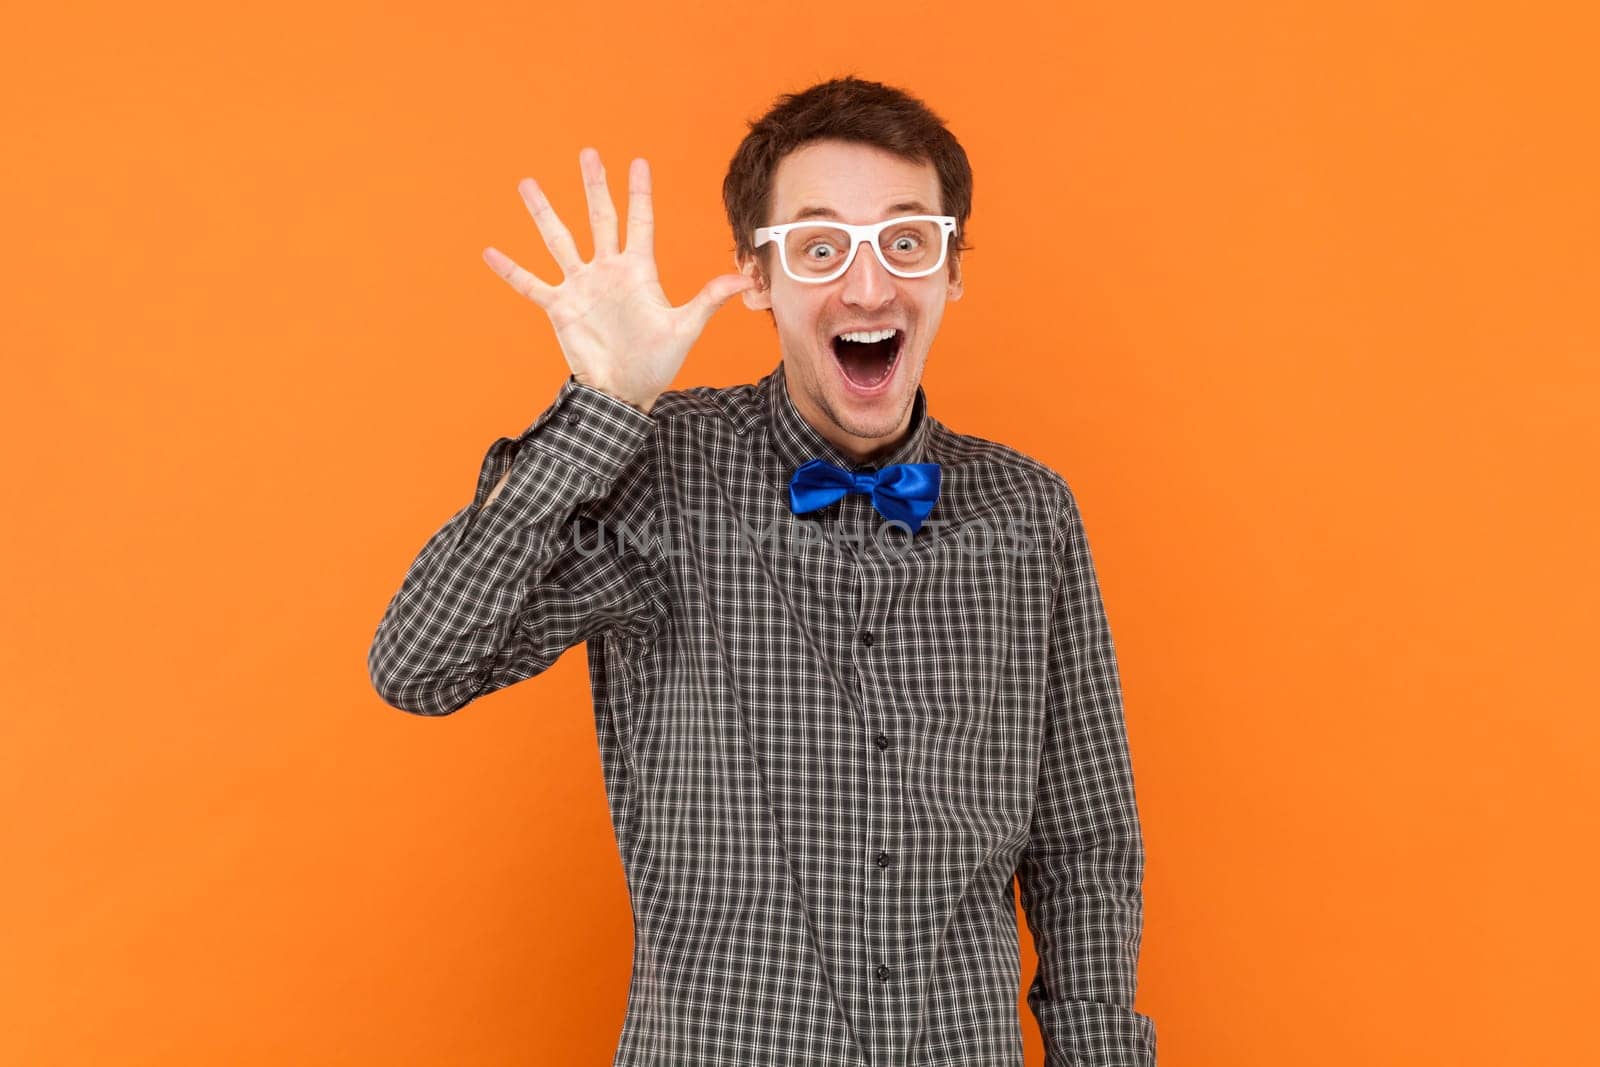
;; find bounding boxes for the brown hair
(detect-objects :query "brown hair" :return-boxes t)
[722,75,973,286]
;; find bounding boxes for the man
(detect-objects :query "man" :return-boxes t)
[369,76,1156,1066]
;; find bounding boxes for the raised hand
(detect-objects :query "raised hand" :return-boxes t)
[482,148,755,413]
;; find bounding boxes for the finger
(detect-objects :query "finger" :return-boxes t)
[624,157,654,259]
[482,246,555,308]
[683,273,758,333]
[579,147,619,258]
[517,177,584,277]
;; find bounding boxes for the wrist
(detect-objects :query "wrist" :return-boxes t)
[573,373,656,414]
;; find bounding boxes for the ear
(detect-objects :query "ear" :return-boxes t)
[736,252,773,310]
[946,255,964,303]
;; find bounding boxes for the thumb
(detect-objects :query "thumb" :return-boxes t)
[684,273,758,333]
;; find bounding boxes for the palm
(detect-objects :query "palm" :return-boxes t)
[482,149,754,409]
[545,253,677,397]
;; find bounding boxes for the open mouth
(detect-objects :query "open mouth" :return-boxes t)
[830,327,904,390]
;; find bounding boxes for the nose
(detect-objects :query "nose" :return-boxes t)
[839,243,895,309]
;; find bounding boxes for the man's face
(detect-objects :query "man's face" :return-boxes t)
[739,139,963,464]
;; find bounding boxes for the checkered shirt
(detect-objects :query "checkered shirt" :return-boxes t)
[368,360,1156,1066]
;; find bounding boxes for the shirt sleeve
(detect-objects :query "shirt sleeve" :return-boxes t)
[367,375,668,717]
[1016,487,1157,1065]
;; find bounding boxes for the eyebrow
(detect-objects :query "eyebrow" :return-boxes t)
[790,200,932,222]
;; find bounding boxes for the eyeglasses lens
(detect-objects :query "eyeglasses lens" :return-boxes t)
[782,220,946,280]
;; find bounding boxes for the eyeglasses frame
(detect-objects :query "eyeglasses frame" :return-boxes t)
[752,214,959,285]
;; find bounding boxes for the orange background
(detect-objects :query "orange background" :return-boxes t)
[4,1,1596,1064]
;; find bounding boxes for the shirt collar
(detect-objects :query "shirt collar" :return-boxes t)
[760,359,932,475]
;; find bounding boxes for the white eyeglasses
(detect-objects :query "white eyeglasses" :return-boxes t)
[753,214,958,284]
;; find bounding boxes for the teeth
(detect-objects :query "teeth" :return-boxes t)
[837,328,898,344]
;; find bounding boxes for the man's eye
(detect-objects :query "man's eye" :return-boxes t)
[891,235,921,252]
[804,244,836,260]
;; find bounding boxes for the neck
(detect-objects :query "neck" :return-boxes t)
[786,374,913,467]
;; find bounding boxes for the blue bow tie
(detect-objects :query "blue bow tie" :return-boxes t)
[788,458,942,534]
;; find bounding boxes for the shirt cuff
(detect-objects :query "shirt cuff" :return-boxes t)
[470,375,657,514]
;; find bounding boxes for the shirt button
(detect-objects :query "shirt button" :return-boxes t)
[876,850,892,868]
[876,964,891,981]
[875,733,889,750]
[860,630,874,647]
